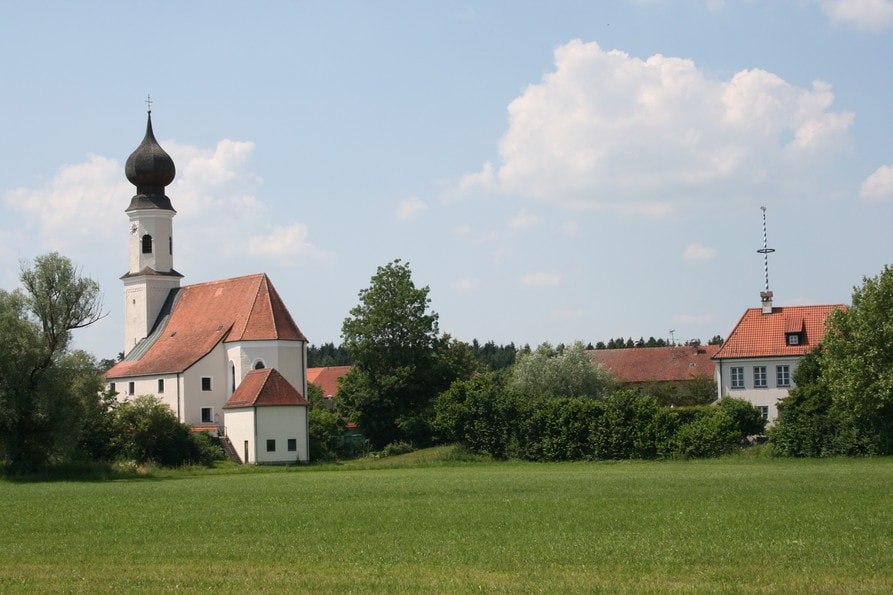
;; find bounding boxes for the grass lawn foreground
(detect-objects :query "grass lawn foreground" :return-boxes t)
[1,451,891,592]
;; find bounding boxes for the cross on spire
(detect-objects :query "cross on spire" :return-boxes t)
[146,94,153,114]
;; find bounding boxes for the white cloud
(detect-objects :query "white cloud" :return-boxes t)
[459,39,853,212]
[507,212,540,230]
[3,155,129,251]
[247,223,327,262]
[561,221,580,236]
[522,271,561,287]
[818,0,893,31]
[396,195,428,221]
[860,164,893,201]
[683,242,718,261]
[454,278,479,293]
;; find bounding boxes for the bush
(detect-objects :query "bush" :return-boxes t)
[379,441,415,457]
[115,396,217,467]
[590,391,675,459]
[672,410,740,458]
[520,398,603,461]
[308,408,346,462]
[434,374,521,459]
[716,397,766,438]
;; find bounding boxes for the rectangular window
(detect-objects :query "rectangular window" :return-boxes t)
[128,381,135,396]
[776,365,791,387]
[266,439,276,452]
[201,377,212,391]
[287,438,297,452]
[754,366,767,388]
[201,407,213,424]
[157,378,164,393]
[787,334,800,346]
[109,382,116,394]
[758,406,769,420]
[730,367,744,389]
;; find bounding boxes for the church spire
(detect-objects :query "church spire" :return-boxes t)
[125,102,176,211]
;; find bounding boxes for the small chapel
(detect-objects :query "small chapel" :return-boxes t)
[105,109,310,464]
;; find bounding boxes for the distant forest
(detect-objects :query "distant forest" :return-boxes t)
[307,335,724,370]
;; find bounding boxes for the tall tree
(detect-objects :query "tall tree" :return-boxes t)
[339,260,471,448]
[509,341,614,400]
[819,265,893,454]
[0,253,105,470]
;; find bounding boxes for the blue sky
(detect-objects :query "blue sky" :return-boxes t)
[2,1,892,360]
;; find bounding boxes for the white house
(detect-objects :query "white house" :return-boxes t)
[712,291,843,424]
[106,110,309,463]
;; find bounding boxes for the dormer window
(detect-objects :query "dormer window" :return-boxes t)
[787,333,800,346]
[141,234,153,254]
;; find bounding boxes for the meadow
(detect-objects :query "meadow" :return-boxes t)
[1,450,891,592]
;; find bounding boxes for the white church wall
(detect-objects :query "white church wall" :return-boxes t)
[226,340,307,396]
[183,343,229,427]
[255,406,308,463]
[224,408,256,464]
[109,373,180,416]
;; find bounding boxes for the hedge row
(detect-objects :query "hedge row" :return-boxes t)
[434,374,764,461]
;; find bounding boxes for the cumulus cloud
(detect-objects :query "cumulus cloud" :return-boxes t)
[3,137,325,274]
[860,165,893,201]
[4,155,130,251]
[817,0,893,31]
[507,212,540,231]
[247,223,327,261]
[683,242,718,261]
[522,271,561,287]
[454,277,479,293]
[396,196,428,220]
[458,39,853,212]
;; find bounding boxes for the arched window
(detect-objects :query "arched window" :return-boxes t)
[254,360,266,370]
[169,237,173,255]
[230,361,236,395]
[141,234,153,254]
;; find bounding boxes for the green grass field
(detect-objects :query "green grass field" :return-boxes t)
[1,451,891,592]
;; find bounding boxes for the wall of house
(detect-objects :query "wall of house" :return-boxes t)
[226,340,307,397]
[223,408,256,463]
[715,356,801,423]
[255,406,308,463]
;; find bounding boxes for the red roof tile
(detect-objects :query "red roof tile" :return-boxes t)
[713,304,845,360]
[588,346,719,383]
[107,273,306,378]
[307,366,352,397]
[223,368,308,408]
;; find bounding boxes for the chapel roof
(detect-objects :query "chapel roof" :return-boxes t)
[588,345,719,384]
[107,273,306,378]
[713,304,844,360]
[223,368,308,409]
[307,365,352,397]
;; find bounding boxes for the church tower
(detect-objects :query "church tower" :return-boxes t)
[121,107,183,354]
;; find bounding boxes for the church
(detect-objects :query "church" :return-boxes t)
[105,110,310,464]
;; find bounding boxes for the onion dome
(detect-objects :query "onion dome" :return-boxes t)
[125,112,176,211]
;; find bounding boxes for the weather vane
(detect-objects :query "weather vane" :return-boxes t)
[757,206,775,293]
[146,94,152,114]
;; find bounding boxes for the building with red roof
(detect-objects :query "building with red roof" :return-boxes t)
[712,293,844,423]
[105,112,309,463]
[307,365,352,408]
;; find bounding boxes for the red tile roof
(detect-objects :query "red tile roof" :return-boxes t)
[713,304,845,360]
[223,368,308,408]
[588,346,719,383]
[107,273,306,378]
[307,366,352,397]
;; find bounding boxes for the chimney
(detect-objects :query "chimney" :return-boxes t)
[760,290,773,315]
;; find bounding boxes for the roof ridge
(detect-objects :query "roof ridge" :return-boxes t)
[183,272,266,289]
